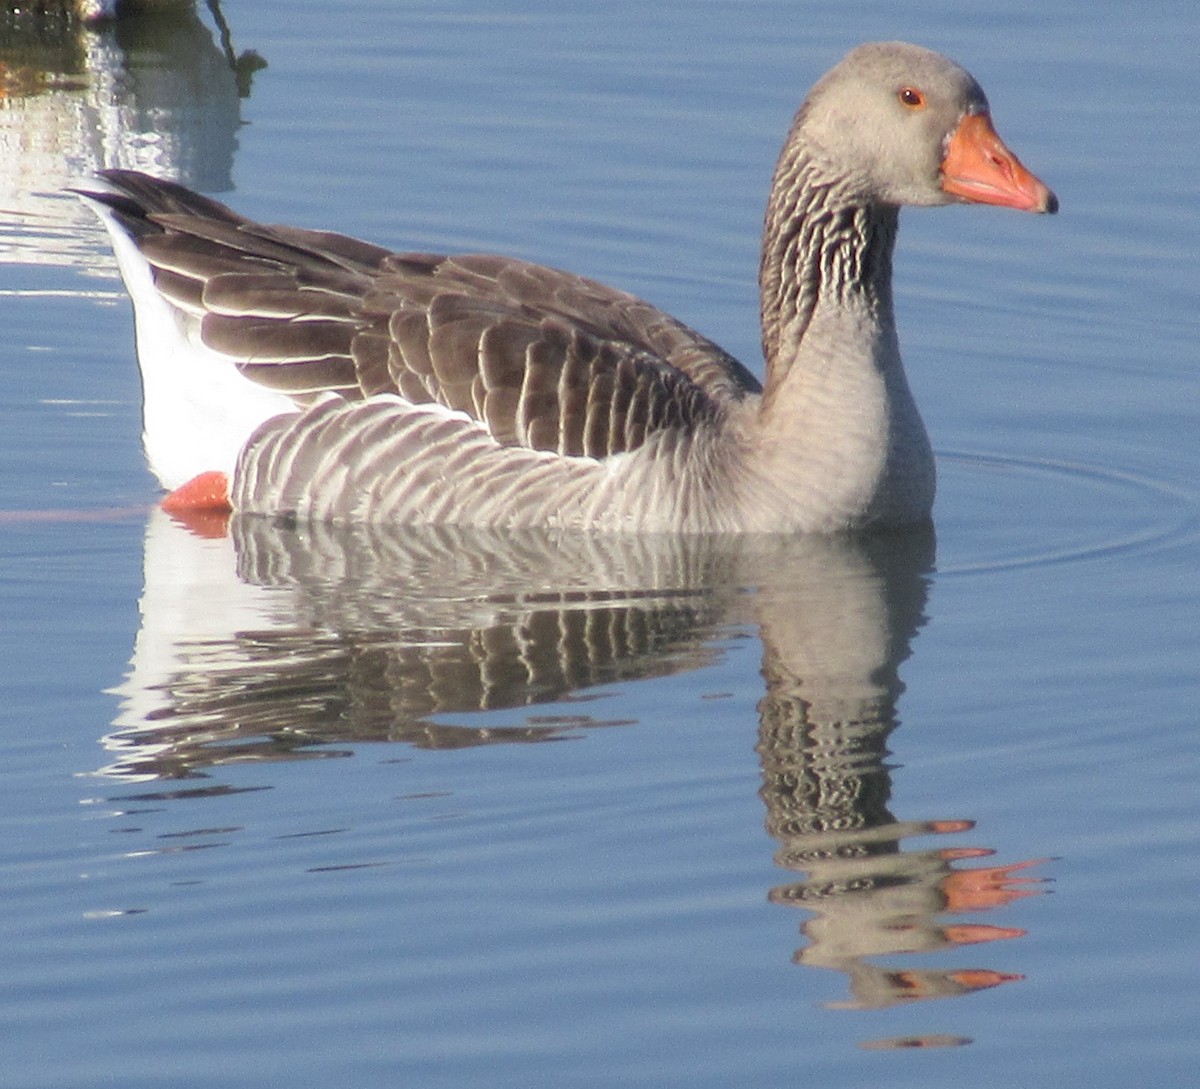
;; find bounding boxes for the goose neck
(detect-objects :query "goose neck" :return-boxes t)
[758,152,900,405]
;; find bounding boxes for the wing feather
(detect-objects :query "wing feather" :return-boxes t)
[80,170,764,463]
[350,330,396,396]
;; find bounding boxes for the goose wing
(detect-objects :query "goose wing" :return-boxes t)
[83,169,762,460]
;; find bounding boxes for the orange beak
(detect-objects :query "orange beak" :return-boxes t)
[940,112,1057,214]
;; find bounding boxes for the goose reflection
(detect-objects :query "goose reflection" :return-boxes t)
[102,509,1046,1010]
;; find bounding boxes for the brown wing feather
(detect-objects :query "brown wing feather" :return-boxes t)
[82,169,763,459]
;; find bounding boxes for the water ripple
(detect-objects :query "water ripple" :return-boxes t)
[935,450,1199,576]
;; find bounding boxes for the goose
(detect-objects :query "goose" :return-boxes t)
[76,41,1055,533]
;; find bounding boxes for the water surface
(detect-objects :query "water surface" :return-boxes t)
[2,2,1199,1086]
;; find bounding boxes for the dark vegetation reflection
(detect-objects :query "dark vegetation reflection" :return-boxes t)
[98,511,1048,1017]
[1,0,262,272]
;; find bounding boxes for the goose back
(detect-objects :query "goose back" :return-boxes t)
[93,171,761,464]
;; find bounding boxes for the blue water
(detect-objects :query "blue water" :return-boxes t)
[2,1,1199,1086]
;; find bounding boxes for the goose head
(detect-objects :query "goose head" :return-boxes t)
[792,41,1057,214]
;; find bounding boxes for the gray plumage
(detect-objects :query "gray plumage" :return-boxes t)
[77,42,1055,532]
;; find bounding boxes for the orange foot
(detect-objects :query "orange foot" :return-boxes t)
[160,471,231,538]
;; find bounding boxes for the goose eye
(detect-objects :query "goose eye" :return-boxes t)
[898,87,926,109]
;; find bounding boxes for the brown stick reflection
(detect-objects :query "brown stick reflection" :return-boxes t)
[101,511,1048,1008]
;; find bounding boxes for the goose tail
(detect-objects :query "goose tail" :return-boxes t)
[74,171,295,495]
